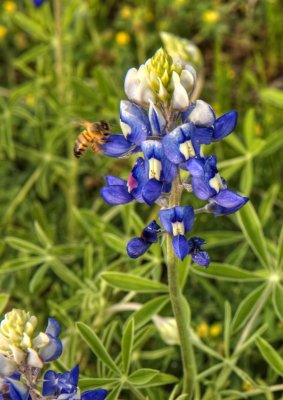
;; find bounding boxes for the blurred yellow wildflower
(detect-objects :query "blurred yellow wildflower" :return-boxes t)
[0,26,8,40]
[202,10,220,25]
[242,382,254,392]
[3,1,17,13]
[120,5,132,19]
[115,31,130,46]
[196,321,209,338]
[209,323,222,337]
[25,95,36,106]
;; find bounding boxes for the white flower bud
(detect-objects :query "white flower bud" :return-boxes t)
[171,71,189,111]
[188,100,215,127]
[27,348,44,368]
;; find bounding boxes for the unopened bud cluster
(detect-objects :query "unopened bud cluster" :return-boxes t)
[124,48,196,110]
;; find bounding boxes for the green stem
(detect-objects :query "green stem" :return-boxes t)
[166,179,198,399]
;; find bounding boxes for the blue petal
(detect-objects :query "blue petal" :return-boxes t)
[161,155,178,182]
[172,235,189,260]
[182,206,194,233]
[81,389,108,400]
[213,189,248,208]
[148,102,166,136]
[127,238,150,258]
[188,237,206,253]
[159,208,175,234]
[213,111,238,141]
[105,176,126,186]
[69,365,79,388]
[186,158,205,177]
[102,135,136,158]
[39,334,63,362]
[162,125,190,164]
[192,250,210,267]
[191,177,216,200]
[141,140,162,161]
[142,179,162,205]
[100,185,133,205]
[181,103,195,123]
[45,318,61,337]
[128,157,147,202]
[212,190,249,215]
[193,127,213,145]
[141,220,160,243]
[6,379,31,400]
[42,370,56,396]
[120,100,151,145]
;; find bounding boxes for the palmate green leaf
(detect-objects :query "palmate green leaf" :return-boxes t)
[5,237,45,255]
[128,369,159,385]
[272,284,283,321]
[101,272,168,293]
[232,284,267,332]
[79,378,119,390]
[237,201,270,269]
[122,319,134,374]
[131,295,169,330]
[192,263,261,281]
[0,293,9,314]
[256,337,283,376]
[260,88,283,109]
[76,322,120,375]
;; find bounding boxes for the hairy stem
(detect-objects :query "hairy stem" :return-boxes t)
[166,178,198,399]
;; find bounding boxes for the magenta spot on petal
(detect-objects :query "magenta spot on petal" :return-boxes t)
[127,173,138,192]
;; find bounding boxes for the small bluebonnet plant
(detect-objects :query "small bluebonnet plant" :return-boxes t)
[99,48,248,266]
[0,310,107,400]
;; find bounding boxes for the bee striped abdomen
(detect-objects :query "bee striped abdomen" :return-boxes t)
[73,130,93,158]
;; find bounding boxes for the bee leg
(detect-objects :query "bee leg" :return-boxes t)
[92,143,102,153]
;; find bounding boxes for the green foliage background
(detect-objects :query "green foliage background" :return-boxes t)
[1,0,283,399]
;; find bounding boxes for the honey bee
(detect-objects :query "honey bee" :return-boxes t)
[74,120,110,158]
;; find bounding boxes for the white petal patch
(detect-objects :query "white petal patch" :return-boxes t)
[179,140,195,160]
[120,120,131,138]
[188,99,215,127]
[172,221,185,236]
[209,173,223,192]
[27,348,44,368]
[149,158,161,180]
